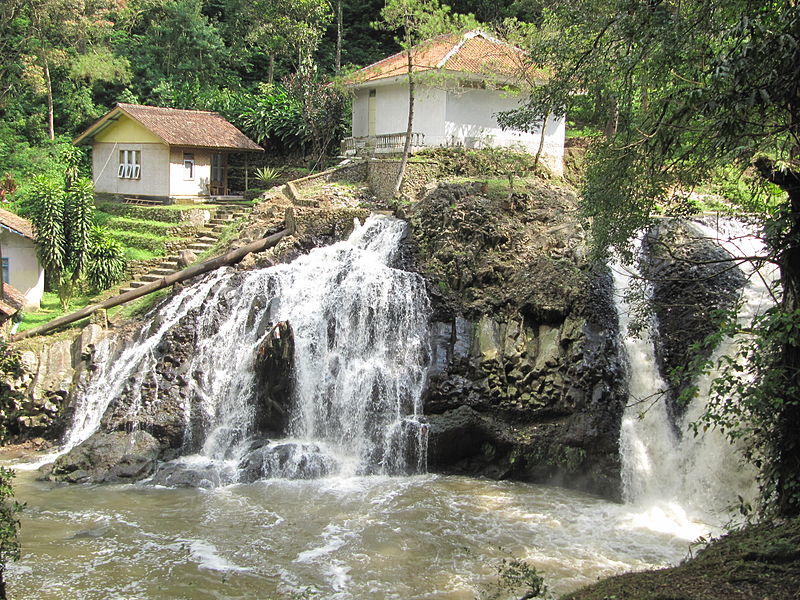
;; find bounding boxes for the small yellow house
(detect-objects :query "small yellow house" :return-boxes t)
[74,103,263,203]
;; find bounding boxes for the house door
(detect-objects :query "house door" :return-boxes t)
[211,153,227,195]
[368,89,377,137]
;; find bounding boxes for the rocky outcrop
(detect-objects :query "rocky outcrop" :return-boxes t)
[253,321,295,435]
[641,219,746,419]
[410,181,626,499]
[1,323,110,441]
[42,430,160,484]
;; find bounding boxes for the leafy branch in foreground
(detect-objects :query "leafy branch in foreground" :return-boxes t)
[0,467,23,600]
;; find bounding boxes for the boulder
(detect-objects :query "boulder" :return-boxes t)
[42,430,161,484]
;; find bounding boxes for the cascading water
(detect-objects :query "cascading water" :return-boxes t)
[43,215,431,481]
[613,217,777,535]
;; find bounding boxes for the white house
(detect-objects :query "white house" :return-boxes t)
[73,103,263,203]
[344,30,565,176]
[0,208,44,309]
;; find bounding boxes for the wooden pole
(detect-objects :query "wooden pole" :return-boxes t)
[12,209,297,342]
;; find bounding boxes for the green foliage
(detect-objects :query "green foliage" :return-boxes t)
[283,70,348,169]
[0,466,22,598]
[235,85,306,153]
[26,175,66,273]
[85,226,127,292]
[481,556,548,600]
[254,166,281,188]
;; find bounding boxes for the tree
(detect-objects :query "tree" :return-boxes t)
[375,0,475,197]
[246,0,333,82]
[284,69,347,169]
[19,0,130,140]
[27,175,125,309]
[504,0,800,515]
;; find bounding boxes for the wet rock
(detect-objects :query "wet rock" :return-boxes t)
[237,442,338,482]
[410,182,626,499]
[253,321,294,435]
[641,219,746,419]
[42,430,161,484]
[148,460,236,488]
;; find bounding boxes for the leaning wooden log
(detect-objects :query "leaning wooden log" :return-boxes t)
[12,208,296,342]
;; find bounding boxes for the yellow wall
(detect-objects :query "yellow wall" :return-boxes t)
[94,115,164,144]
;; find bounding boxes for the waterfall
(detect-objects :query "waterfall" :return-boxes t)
[613,217,777,535]
[46,215,431,481]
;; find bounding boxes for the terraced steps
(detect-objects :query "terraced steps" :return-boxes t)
[117,202,254,295]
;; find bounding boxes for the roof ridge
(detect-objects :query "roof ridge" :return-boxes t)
[117,103,223,117]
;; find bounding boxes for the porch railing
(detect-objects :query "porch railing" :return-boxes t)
[341,132,425,154]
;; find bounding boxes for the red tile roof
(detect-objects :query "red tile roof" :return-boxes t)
[346,30,543,86]
[0,282,25,317]
[0,207,34,240]
[74,104,263,151]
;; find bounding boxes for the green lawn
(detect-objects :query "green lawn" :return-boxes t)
[17,291,94,332]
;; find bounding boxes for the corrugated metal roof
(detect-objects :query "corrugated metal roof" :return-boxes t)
[75,104,263,151]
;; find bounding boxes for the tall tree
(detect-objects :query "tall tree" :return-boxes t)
[246,0,333,81]
[505,0,800,515]
[20,0,130,139]
[375,0,475,197]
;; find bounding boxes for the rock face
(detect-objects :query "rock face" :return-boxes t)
[0,323,109,441]
[253,320,295,435]
[640,219,746,419]
[42,430,160,484]
[409,181,627,499]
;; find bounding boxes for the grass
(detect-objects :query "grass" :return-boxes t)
[16,291,94,333]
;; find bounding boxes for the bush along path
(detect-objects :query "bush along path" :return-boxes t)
[118,200,253,295]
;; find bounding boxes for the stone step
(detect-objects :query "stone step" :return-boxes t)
[141,274,165,283]
[197,236,218,243]
[188,243,214,252]
[118,287,135,295]
[150,268,176,276]
[209,218,230,226]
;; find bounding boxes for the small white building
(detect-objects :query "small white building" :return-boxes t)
[74,103,263,203]
[0,208,44,309]
[344,31,565,176]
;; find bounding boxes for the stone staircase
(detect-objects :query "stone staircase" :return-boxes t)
[118,201,252,295]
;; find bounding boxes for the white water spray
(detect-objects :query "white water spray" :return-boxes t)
[29,215,430,479]
[613,217,776,537]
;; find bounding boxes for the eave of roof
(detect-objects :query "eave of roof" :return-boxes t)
[74,103,263,151]
[0,207,34,240]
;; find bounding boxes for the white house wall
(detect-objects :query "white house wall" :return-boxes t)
[352,89,369,137]
[169,148,212,198]
[0,230,44,309]
[350,80,565,175]
[92,142,170,197]
[444,88,565,168]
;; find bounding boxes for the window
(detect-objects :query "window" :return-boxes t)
[117,150,141,179]
[1,257,8,286]
[211,153,225,183]
[183,153,195,180]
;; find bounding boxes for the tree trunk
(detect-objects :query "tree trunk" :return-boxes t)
[533,115,547,172]
[12,211,295,342]
[604,96,619,139]
[335,0,342,75]
[755,156,800,516]
[42,53,54,141]
[268,55,275,85]
[393,21,415,198]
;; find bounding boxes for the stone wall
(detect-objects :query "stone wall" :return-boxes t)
[366,159,441,202]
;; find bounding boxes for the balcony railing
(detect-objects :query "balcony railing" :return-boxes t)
[341,132,426,155]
